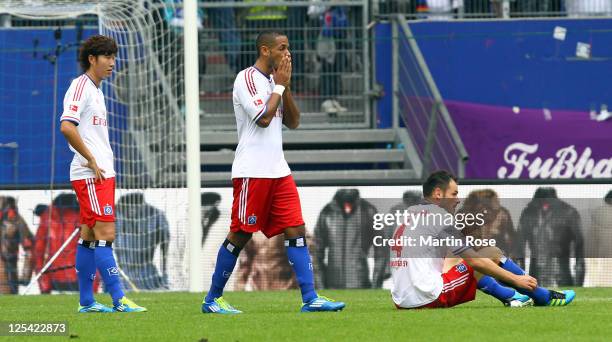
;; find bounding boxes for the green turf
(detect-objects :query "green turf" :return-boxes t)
[2,288,611,341]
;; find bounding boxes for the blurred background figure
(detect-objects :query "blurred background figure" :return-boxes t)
[586,190,612,286]
[33,194,93,294]
[201,192,222,246]
[390,190,422,213]
[0,196,33,294]
[460,189,515,255]
[516,187,585,287]
[314,189,385,289]
[115,193,170,290]
[426,0,461,19]
[235,233,302,291]
[199,0,242,92]
[239,0,288,71]
[315,4,349,114]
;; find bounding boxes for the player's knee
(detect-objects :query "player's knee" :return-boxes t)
[80,225,95,241]
[93,221,116,242]
[284,225,306,239]
[227,231,252,248]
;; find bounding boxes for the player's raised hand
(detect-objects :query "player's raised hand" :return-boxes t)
[285,55,292,76]
[285,55,292,89]
[514,274,538,291]
[273,56,291,87]
[85,158,106,183]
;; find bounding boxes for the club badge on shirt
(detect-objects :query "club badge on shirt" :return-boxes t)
[455,263,468,274]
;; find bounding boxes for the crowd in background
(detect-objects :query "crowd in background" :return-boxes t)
[2,187,611,293]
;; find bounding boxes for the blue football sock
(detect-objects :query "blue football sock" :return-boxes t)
[499,257,550,305]
[285,237,317,303]
[205,239,240,303]
[94,241,124,307]
[477,275,515,302]
[76,239,96,306]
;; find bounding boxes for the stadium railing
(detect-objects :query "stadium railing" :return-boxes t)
[391,14,469,178]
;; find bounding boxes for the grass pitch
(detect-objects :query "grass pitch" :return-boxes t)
[2,288,611,341]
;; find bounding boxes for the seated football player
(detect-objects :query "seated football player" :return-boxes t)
[391,171,575,309]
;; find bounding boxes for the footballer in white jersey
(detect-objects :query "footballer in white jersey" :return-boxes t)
[391,171,540,309]
[231,66,290,179]
[59,35,146,313]
[202,31,346,314]
[60,73,115,181]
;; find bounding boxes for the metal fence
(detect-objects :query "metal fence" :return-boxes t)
[198,0,371,129]
[374,0,612,19]
[391,14,469,178]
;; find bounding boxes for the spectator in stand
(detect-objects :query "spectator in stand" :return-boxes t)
[315,4,349,115]
[0,196,33,294]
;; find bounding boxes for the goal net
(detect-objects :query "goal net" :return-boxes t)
[0,0,190,293]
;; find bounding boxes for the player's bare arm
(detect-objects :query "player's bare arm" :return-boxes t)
[256,56,291,128]
[459,248,537,291]
[59,120,105,182]
[281,56,300,129]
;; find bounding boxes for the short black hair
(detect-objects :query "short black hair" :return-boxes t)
[422,170,457,197]
[533,187,557,199]
[79,35,117,72]
[255,31,285,56]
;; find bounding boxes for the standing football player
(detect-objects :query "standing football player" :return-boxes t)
[201,31,345,314]
[60,35,146,313]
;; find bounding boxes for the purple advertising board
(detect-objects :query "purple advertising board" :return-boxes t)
[446,100,612,179]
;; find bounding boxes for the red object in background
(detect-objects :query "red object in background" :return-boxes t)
[33,206,100,293]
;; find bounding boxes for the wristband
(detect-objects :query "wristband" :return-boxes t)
[273,84,285,96]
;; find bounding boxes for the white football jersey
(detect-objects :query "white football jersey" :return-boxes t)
[231,66,291,179]
[391,202,469,308]
[60,74,115,181]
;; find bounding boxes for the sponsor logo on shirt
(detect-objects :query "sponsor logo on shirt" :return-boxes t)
[93,115,107,126]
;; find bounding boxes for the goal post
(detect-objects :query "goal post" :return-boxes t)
[0,0,201,292]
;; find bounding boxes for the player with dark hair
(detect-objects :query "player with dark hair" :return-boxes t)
[391,170,575,309]
[60,35,146,313]
[201,30,345,314]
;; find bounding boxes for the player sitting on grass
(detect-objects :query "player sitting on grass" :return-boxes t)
[391,170,575,309]
[201,31,345,314]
